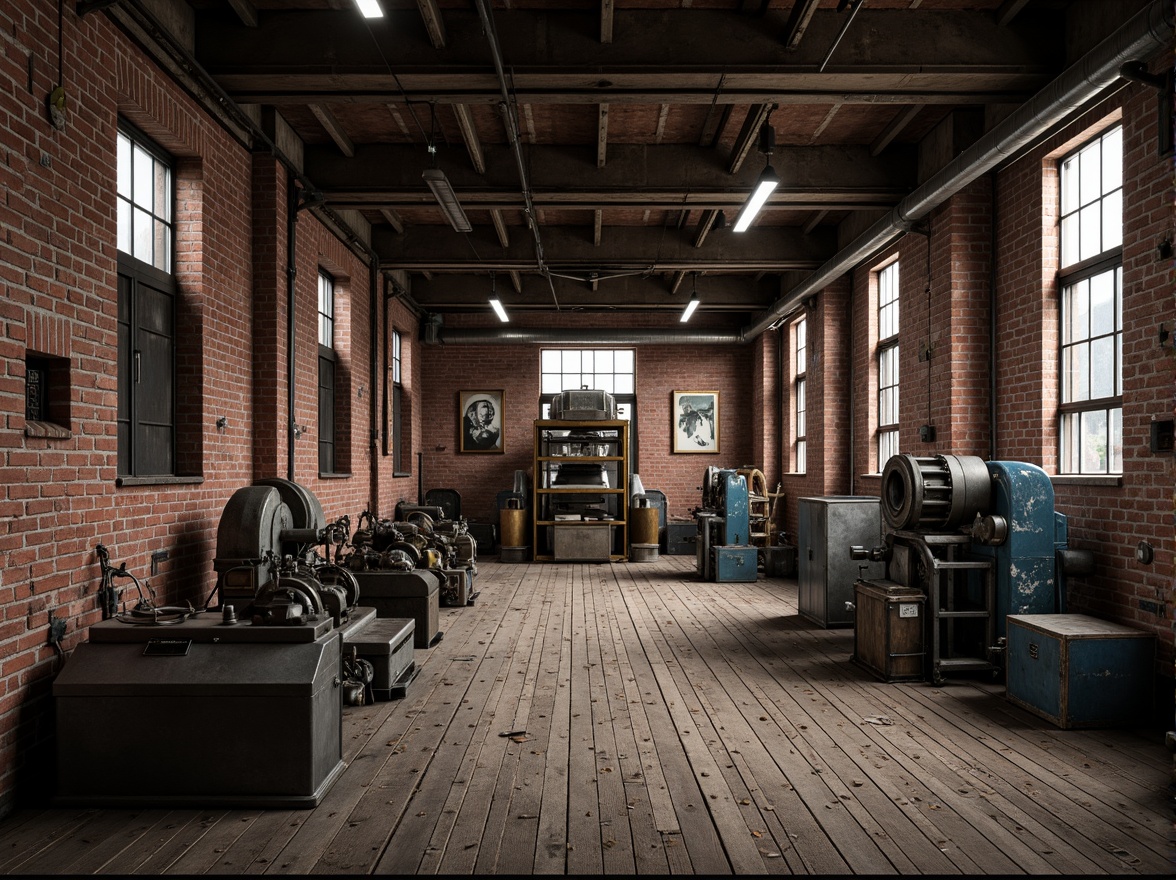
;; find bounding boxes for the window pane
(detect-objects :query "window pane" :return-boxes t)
[1060,412,1078,472]
[1078,140,1100,206]
[796,439,806,474]
[1066,341,1089,402]
[614,374,634,394]
[133,145,153,210]
[1089,270,1114,337]
[1101,189,1122,250]
[1109,406,1122,472]
[1102,127,1122,192]
[133,207,152,262]
[1067,278,1088,342]
[614,350,634,373]
[1115,328,1122,396]
[541,374,562,395]
[118,133,131,198]
[1078,202,1101,260]
[1060,213,1079,267]
[1080,409,1107,473]
[594,349,613,373]
[1060,155,1079,215]
[1090,336,1114,399]
[118,198,132,254]
[596,375,614,393]
[155,163,170,223]
[541,350,561,372]
[561,350,580,372]
[153,219,169,272]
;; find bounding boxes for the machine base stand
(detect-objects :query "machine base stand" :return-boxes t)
[378,660,419,701]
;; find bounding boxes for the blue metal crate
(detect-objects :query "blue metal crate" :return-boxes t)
[1006,613,1155,729]
[712,545,758,582]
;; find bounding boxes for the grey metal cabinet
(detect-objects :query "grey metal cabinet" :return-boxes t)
[798,496,884,628]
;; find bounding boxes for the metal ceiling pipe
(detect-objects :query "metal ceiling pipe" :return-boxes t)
[436,327,747,345]
[742,0,1173,341]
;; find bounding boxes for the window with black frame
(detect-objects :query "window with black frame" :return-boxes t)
[1058,126,1123,475]
[116,123,177,478]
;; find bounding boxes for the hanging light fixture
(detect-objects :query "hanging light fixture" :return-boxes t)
[733,115,778,233]
[680,273,701,322]
[488,274,509,322]
[423,106,472,233]
[353,0,384,18]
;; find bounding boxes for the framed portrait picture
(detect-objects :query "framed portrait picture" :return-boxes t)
[459,390,505,453]
[673,391,719,453]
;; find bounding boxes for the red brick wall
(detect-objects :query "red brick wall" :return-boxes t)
[418,313,756,524]
[993,90,1172,665]
[0,3,384,809]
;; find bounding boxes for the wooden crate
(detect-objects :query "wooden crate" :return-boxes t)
[852,579,926,682]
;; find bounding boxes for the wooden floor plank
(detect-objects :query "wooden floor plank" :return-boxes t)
[0,557,1169,876]
[492,565,569,874]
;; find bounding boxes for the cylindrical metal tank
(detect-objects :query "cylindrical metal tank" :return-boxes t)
[499,507,528,548]
[630,505,659,546]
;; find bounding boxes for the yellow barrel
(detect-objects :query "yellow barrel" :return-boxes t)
[630,505,659,546]
[499,507,528,547]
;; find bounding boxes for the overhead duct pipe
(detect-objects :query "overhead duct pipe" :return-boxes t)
[741,0,1173,341]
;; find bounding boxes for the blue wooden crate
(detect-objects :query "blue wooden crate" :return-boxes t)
[1005,613,1154,729]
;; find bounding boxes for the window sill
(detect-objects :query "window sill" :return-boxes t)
[25,421,71,440]
[117,475,204,487]
[319,472,352,480]
[393,472,412,478]
[1051,474,1123,488]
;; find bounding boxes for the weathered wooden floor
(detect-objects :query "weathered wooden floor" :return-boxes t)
[0,556,1171,874]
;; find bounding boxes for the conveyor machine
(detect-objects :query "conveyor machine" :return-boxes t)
[53,479,415,808]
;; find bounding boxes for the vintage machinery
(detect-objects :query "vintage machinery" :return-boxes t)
[695,467,758,582]
[55,479,417,809]
[851,453,1084,684]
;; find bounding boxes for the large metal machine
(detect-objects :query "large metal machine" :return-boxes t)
[851,453,1086,684]
[54,479,425,808]
[695,467,758,582]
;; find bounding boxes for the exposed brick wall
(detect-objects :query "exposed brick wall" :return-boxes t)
[418,313,755,524]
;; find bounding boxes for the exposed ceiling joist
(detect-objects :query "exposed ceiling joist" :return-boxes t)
[870,104,924,157]
[452,103,485,174]
[491,209,510,247]
[597,104,609,169]
[996,0,1032,27]
[784,0,821,50]
[308,104,354,157]
[415,0,447,48]
[727,103,774,175]
[601,0,614,43]
[225,0,258,28]
[380,208,404,233]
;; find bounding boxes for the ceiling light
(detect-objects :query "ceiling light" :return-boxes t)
[489,298,509,322]
[354,0,384,18]
[732,165,779,233]
[681,273,700,322]
[422,168,472,233]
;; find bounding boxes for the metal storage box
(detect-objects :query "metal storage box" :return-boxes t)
[798,496,884,628]
[1005,613,1155,729]
[343,616,417,701]
[353,570,441,648]
[54,621,343,808]
[665,522,696,555]
[712,545,758,582]
[852,579,925,682]
[553,522,612,562]
[763,544,797,578]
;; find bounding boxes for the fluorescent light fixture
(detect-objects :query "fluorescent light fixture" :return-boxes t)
[732,165,779,233]
[422,168,473,233]
[354,0,384,18]
[489,298,509,322]
[680,297,700,323]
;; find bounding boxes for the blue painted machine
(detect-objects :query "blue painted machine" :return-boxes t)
[853,454,1089,684]
[695,467,758,582]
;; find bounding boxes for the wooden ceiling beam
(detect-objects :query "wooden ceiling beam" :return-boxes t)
[870,104,924,157]
[415,0,447,49]
[452,103,485,173]
[308,104,355,157]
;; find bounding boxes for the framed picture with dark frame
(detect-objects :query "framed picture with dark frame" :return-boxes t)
[672,390,719,453]
[459,390,505,453]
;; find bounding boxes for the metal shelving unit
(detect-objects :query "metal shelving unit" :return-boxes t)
[532,419,629,562]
